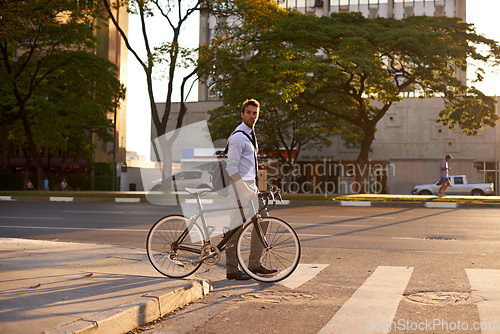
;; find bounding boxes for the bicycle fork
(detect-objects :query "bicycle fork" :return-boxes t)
[252,214,271,250]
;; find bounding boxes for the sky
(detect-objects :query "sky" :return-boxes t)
[125,1,500,161]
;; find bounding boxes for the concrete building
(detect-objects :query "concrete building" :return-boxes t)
[143,0,498,195]
[147,97,498,195]
[199,0,466,101]
[0,1,128,190]
[93,2,129,168]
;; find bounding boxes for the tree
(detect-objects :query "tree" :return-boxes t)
[101,0,236,191]
[243,12,500,192]
[0,0,125,189]
[206,0,339,167]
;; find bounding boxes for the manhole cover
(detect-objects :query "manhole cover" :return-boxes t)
[405,292,484,305]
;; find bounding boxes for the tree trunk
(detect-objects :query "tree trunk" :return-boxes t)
[17,101,45,190]
[22,148,30,190]
[355,124,375,194]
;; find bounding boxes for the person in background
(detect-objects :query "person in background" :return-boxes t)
[61,179,68,191]
[437,154,453,197]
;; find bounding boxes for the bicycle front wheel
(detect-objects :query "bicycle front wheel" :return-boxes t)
[237,217,300,283]
[147,215,204,278]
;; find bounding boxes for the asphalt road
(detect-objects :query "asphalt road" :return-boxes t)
[0,201,178,248]
[1,201,500,333]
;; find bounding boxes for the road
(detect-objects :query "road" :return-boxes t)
[1,201,500,333]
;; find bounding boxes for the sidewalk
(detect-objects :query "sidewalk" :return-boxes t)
[0,238,211,334]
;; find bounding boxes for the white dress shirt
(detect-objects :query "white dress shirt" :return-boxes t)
[225,122,257,181]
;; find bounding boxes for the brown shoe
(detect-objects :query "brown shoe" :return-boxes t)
[226,270,251,280]
[249,265,278,275]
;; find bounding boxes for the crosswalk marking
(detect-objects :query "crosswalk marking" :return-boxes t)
[466,269,500,334]
[318,266,413,334]
[279,264,328,289]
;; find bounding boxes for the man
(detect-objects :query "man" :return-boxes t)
[225,99,276,280]
[437,154,453,197]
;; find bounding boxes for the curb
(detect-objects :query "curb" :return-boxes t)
[3,194,500,208]
[331,200,500,209]
[45,280,212,334]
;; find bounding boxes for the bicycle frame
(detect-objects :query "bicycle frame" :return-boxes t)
[173,193,270,262]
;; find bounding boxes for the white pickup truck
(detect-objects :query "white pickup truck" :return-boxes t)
[411,175,495,196]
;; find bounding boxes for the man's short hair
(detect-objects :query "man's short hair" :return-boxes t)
[445,154,453,160]
[241,99,260,113]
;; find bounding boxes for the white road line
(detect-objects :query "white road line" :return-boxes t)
[340,201,372,207]
[280,264,328,289]
[0,225,149,232]
[115,198,141,203]
[64,210,128,214]
[294,223,372,227]
[466,269,500,334]
[185,199,213,204]
[0,216,63,220]
[392,237,457,241]
[424,202,458,208]
[50,197,73,202]
[318,266,413,334]
[320,215,395,220]
[297,233,335,238]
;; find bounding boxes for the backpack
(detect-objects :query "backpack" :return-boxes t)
[212,130,256,197]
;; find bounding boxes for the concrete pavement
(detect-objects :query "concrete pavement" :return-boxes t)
[0,238,211,334]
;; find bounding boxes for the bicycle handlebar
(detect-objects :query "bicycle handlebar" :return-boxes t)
[258,186,282,212]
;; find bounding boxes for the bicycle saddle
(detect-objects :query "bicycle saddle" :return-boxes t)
[185,188,212,195]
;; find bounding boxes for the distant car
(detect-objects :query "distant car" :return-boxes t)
[411,175,494,196]
[149,169,213,191]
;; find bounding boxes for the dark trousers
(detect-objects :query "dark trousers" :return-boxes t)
[226,181,269,274]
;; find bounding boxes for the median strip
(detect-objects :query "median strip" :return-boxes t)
[424,202,458,209]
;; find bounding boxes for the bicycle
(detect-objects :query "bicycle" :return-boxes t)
[146,186,301,283]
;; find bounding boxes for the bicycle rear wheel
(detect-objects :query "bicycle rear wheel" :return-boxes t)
[147,215,204,278]
[237,217,300,283]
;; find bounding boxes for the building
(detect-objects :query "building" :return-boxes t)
[199,0,466,101]
[146,0,499,195]
[92,1,129,190]
[0,1,128,190]
[94,1,129,169]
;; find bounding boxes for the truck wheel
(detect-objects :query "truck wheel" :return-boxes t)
[471,189,484,196]
[418,190,432,195]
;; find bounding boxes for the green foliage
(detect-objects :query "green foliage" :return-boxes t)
[206,1,338,163]
[0,0,125,185]
[207,8,500,173]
